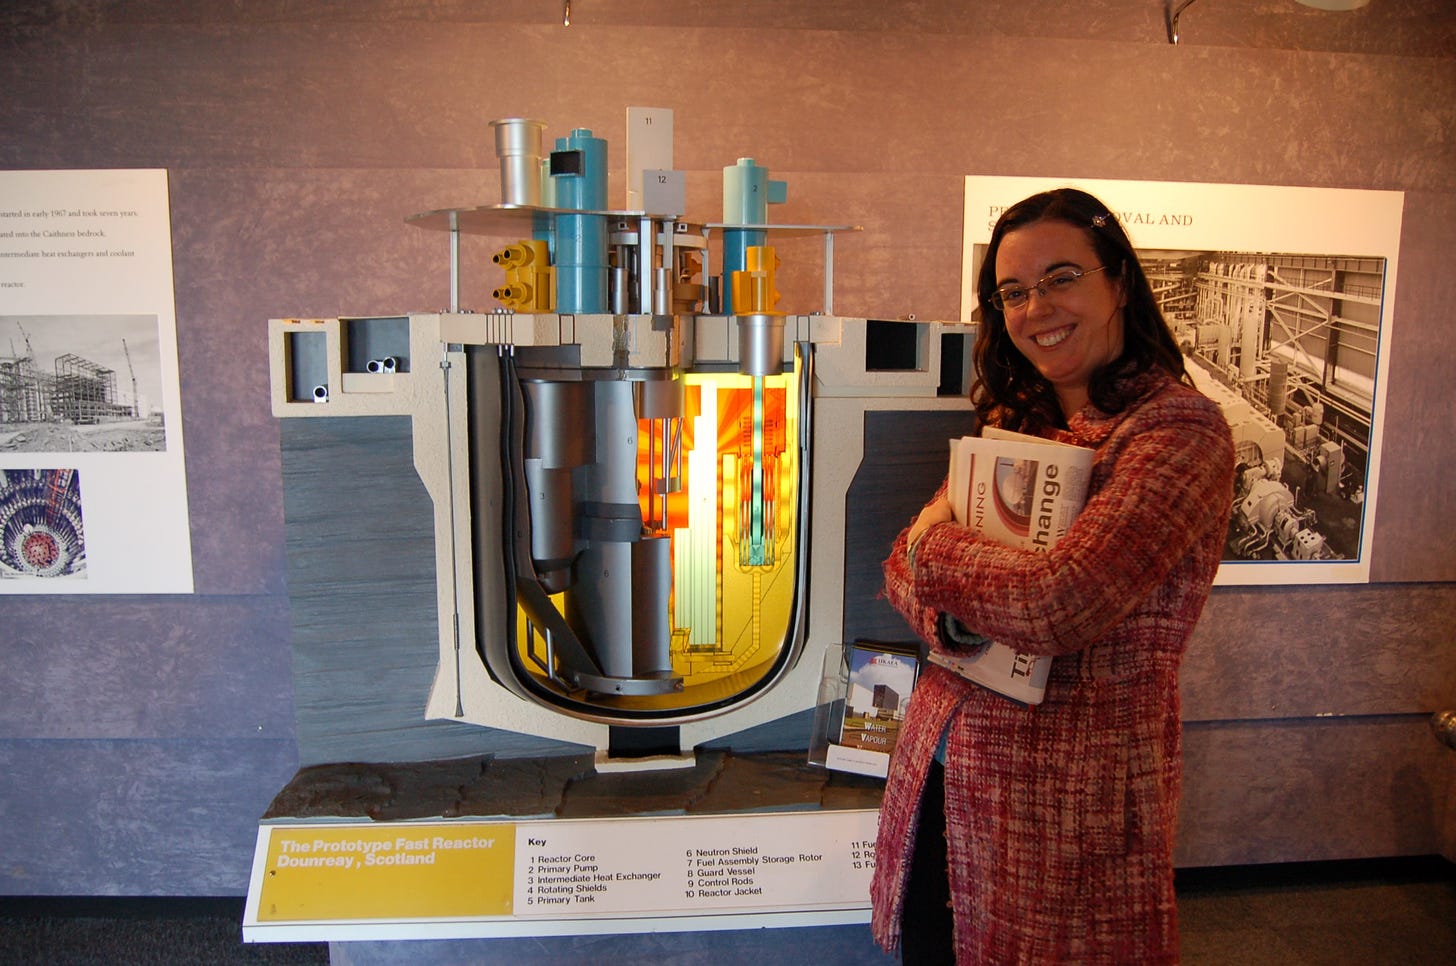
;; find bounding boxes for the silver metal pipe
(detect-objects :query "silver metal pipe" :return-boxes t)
[823,231,835,315]
[490,117,545,206]
[449,210,460,314]
[638,215,654,316]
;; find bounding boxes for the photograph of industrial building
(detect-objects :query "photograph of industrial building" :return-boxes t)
[837,643,918,755]
[0,467,85,579]
[0,314,166,453]
[1141,249,1382,566]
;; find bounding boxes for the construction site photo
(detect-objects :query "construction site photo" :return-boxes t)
[0,315,166,453]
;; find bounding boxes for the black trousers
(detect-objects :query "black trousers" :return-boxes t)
[900,758,956,965]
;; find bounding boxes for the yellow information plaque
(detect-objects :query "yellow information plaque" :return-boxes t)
[245,811,881,941]
[255,823,517,921]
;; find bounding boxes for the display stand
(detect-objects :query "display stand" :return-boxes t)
[243,750,886,945]
[809,642,921,779]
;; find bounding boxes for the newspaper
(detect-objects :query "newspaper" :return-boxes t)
[929,427,1093,704]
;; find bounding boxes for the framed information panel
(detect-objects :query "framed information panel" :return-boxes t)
[243,809,879,942]
[0,169,192,593]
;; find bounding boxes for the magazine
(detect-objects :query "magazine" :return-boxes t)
[822,641,921,778]
[929,427,1093,704]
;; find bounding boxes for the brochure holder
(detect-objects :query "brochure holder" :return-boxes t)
[808,641,920,779]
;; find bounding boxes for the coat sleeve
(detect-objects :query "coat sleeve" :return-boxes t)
[905,391,1234,657]
[881,481,958,648]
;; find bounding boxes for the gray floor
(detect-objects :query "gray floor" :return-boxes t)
[1,858,1453,965]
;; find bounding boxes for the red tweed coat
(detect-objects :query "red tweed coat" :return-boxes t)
[871,370,1235,964]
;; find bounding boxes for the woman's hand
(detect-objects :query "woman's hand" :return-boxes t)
[908,495,954,547]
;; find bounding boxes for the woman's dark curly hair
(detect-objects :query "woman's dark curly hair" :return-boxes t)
[972,187,1187,432]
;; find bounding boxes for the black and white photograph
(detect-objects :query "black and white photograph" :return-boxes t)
[965,177,1402,585]
[1142,248,1382,568]
[0,314,166,453]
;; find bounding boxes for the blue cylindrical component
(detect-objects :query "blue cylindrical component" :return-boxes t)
[723,157,771,225]
[556,213,608,313]
[722,158,769,315]
[553,129,607,209]
[552,129,609,313]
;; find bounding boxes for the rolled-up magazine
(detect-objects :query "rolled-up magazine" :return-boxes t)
[930,427,1092,705]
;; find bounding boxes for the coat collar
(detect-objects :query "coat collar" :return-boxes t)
[1057,368,1175,448]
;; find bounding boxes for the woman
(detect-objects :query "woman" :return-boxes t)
[871,188,1235,964]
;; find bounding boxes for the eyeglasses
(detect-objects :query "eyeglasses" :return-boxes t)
[990,265,1109,312]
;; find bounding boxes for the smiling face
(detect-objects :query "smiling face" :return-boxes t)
[994,218,1127,417]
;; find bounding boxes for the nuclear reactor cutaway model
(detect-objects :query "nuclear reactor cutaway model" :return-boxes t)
[268,113,970,752]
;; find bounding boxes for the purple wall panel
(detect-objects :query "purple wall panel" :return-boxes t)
[1182,585,1456,722]
[1180,717,1449,867]
[0,597,293,739]
[0,739,297,895]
